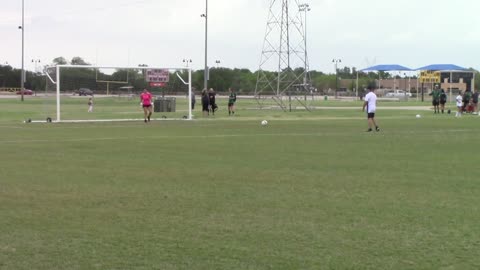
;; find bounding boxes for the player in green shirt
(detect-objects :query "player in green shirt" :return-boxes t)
[430,84,441,114]
[463,90,472,112]
[228,88,237,116]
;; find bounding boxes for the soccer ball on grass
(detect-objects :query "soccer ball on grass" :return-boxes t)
[261,120,268,126]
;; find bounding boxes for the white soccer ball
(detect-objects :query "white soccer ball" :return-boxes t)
[261,120,268,126]
[416,114,421,118]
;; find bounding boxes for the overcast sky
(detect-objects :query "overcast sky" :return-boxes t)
[1,0,479,73]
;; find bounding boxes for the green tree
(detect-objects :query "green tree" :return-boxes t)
[71,57,89,65]
[52,57,67,65]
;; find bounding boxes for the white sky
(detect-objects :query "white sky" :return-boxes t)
[1,0,479,73]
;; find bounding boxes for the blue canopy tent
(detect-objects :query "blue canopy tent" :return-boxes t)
[361,64,412,72]
[360,65,413,97]
[415,64,467,71]
[415,64,474,103]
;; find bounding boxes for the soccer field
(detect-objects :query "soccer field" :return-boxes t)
[1,97,480,269]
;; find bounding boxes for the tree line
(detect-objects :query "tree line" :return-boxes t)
[1,57,479,95]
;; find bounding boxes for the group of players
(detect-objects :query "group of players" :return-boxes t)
[455,89,479,117]
[199,88,237,117]
[430,84,479,117]
[361,84,480,133]
[138,87,237,122]
[117,85,480,126]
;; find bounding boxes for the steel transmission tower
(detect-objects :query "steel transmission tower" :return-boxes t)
[255,0,310,101]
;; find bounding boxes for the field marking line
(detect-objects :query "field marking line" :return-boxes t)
[0,129,473,145]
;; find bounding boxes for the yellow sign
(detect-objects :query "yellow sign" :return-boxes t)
[419,71,441,83]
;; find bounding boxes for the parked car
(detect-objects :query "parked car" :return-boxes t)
[78,88,94,96]
[385,90,412,98]
[16,89,33,95]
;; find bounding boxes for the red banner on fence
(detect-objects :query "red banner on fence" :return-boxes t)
[149,82,166,87]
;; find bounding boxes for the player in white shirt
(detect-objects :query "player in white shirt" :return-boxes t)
[456,91,463,117]
[362,86,380,132]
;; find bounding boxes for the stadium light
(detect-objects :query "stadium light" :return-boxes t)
[332,59,341,99]
[32,59,41,74]
[215,60,220,68]
[201,0,208,90]
[183,59,192,68]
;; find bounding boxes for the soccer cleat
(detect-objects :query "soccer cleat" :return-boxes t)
[144,119,147,123]
[376,127,380,132]
[366,128,373,132]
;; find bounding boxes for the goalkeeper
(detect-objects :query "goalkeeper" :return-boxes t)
[140,88,153,122]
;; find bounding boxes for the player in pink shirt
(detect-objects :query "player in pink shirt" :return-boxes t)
[140,89,153,122]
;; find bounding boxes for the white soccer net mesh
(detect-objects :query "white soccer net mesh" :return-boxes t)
[43,65,192,122]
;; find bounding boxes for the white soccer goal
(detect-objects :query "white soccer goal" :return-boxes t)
[39,65,193,123]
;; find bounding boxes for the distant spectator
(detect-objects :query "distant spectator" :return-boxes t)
[430,84,441,114]
[456,91,463,117]
[201,89,210,117]
[88,97,93,113]
[208,88,217,115]
[472,89,479,115]
[463,89,472,112]
[439,89,447,114]
[228,88,237,116]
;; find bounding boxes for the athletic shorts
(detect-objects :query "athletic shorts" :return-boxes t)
[473,100,478,104]
[367,113,375,119]
[440,100,446,105]
[143,104,152,108]
[228,102,234,106]
[432,100,439,106]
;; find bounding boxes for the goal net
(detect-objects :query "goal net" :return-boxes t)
[40,65,192,123]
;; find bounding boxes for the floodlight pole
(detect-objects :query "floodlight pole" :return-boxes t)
[356,70,359,99]
[201,0,208,91]
[408,75,412,95]
[450,72,452,105]
[299,3,311,89]
[416,77,419,102]
[56,65,60,122]
[20,0,25,102]
[333,59,341,99]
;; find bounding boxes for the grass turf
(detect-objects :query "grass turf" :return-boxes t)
[1,97,480,269]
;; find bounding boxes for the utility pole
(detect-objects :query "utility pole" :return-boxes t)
[201,0,208,91]
[255,0,309,98]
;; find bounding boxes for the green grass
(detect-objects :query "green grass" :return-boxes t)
[1,97,480,269]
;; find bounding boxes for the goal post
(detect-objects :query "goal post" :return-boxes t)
[39,65,193,123]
